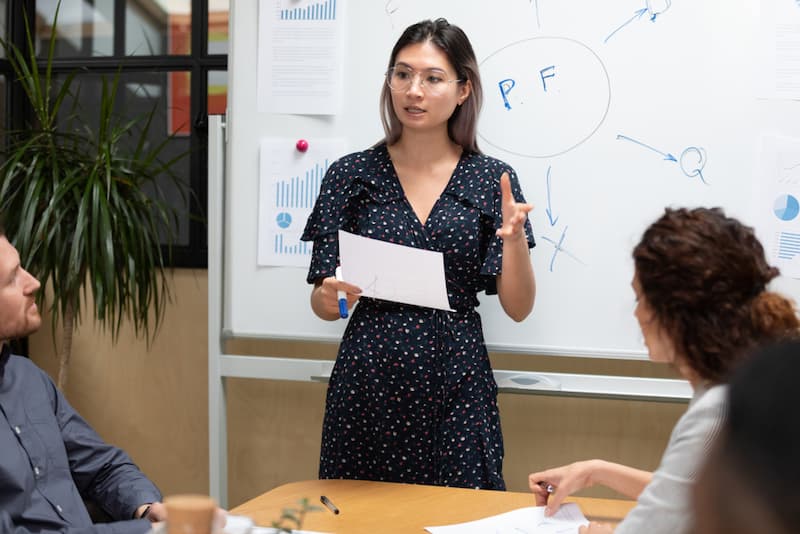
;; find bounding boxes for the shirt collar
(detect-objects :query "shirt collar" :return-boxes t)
[0,343,10,384]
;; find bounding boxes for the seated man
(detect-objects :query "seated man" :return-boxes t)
[0,224,165,533]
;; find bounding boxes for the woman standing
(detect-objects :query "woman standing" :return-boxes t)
[302,18,536,489]
[529,207,799,533]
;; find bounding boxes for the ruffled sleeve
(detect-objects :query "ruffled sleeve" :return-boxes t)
[448,156,535,295]
[301,147,402,284]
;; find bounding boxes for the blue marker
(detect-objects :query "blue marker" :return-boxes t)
[335,266,348,319]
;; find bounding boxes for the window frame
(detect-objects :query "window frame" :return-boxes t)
[1,0,228,268]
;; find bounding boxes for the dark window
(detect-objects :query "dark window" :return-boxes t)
[1,0,229,267]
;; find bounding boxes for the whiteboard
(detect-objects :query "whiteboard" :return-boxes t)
[225,0,800,358]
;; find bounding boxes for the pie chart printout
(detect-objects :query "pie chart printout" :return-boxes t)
[774,194,800,222]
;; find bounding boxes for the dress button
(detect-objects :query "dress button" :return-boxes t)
[55,505,63,513]
[33,466,41,476]
[14,425,21,434]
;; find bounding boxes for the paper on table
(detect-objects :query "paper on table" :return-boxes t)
[424,503,589,534]
[250,528,330,534]
[338,230,455,312]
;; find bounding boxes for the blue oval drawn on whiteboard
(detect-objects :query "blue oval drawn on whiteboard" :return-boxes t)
[479,37,611,159]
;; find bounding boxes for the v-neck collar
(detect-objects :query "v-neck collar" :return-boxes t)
[383,144,466,228]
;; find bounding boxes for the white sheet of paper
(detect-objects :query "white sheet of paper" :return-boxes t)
[250,528,329,534]
[338,230,455,312]
[424,503,589,534]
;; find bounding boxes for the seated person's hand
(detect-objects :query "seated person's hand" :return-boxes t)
[528,460,599,516]
[145,502,167,522]
[135,502,226,528]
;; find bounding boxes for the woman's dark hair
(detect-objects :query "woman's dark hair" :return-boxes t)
[378,18,482,153]
[633,207,799,383]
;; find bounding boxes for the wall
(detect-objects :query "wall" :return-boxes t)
[30,270,684,507]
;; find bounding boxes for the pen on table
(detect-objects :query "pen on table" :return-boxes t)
[538,481,555,494]
[320,495,340,515]
[335,266,348,319]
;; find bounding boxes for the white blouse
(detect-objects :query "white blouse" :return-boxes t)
[615,384,727,534]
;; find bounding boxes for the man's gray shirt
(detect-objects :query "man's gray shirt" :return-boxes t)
[0,346,161,533]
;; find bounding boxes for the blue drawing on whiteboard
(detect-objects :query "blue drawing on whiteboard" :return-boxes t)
[499,79,516,110]
[276,212,293,229]
[617,134,676,161]
[384,0,403,27]
[540,226,586,272]
[679,146,708,184]
[545,166,559,227]
[777,232,800,260]
[531,0,541,29]
[774,194,800,222]
[617,134,708,184]
[605,1,672,44]
[480,37,611,158]
[540,66,556,92]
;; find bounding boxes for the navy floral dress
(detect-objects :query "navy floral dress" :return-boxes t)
[301,143,535,490]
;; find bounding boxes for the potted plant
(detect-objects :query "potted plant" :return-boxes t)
[0,5,189,388]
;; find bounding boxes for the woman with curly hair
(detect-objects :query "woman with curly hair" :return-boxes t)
[528,207,799,534]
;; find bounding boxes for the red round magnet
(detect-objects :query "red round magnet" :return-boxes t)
[296,139,309,152]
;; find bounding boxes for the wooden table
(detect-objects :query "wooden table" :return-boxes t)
[231,479,636,533]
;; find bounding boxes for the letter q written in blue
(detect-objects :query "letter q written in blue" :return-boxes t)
[498,78,516,110]
[540,65,555,92]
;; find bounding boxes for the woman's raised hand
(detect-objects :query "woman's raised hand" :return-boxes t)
[496,172,533,242]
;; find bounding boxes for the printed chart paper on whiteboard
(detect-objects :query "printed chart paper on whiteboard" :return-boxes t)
[758,0,800,100]
[257,0,346,114]
[338,230,455,312]
[258,138,346,267]
[755,135,800,279]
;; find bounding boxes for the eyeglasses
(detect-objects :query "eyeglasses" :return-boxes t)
[386,66,464,96]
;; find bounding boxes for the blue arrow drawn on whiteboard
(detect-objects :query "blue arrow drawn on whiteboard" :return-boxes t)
[545,166,558,227]
[531,0,541,29]
[604,8,648,43]
[540,226,587,272]
[616,134,677,162]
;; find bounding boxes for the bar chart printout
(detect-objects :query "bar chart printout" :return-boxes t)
[280,0,337,20]
[258,137,347,267]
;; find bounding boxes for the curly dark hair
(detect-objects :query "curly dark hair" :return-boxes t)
[633,207,799,383]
